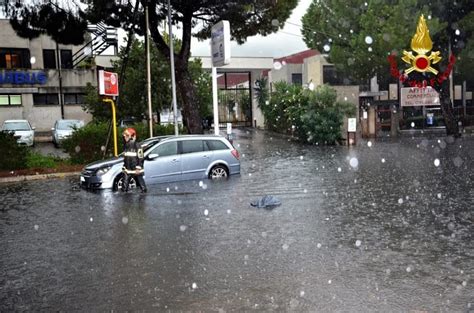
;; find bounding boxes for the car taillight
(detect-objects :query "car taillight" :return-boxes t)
[231,149,240,160]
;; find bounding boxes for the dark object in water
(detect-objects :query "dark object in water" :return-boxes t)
[250,195,282,209]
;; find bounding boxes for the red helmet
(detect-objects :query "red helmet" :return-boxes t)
[123,127,136,137]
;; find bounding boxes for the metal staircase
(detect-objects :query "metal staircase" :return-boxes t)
[72,22,118,68]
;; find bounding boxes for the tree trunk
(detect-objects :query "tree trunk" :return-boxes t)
[175,60,203,134]
[438,84,460,137]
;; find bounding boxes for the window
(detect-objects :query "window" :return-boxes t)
[0,48,31,69]
[181,140,204,154]
[60,50,73,69]
[0,95,22,106]
[151,142,177,157]
[43,50,56,69]
[206,140,228,151]
[291,73,302,85]
[64,93,85,105]
[323,65,353,85]
[33,93,59,105]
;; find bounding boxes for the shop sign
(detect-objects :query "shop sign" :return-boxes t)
[0,71,47,85]
[400,87,440,107]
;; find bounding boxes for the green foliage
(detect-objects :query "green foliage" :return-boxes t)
[261,83,356,145]
[26,152,59,169]
[255,77,269,110]
[0,131,28,170]
[62,122,183,164]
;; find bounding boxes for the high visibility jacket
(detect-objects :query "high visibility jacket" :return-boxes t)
[122,140,144,174]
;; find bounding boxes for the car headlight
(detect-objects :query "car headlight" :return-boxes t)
[96,166,112,176]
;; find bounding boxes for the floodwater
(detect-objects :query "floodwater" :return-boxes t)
[1,129,473,312]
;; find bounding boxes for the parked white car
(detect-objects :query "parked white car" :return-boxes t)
[1,119,35,147]
[52,119,84,147]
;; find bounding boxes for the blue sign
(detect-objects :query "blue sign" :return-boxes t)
[0,71,47,85]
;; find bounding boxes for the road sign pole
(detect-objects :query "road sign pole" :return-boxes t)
[103,98,118,157]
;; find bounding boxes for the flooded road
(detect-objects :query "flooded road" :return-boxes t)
[1,129,473,312]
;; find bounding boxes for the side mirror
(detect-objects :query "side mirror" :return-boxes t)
[147,153,159,160]
[32,127,36,130]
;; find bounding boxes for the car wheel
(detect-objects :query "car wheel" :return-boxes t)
[113,174,137,191]
[209,165,229,180]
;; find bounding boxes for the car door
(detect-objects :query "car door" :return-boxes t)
[179,139,213,180]
[144,141,181,184]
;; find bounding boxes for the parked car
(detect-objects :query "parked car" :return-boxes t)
[80,135,240,190]
[52,119,84,147]
[1,119,35,147]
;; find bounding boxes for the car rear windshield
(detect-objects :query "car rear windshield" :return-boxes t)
[3,122,30,131]
[57,120,82,130]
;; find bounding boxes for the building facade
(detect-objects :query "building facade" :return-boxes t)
[0,19,116,132]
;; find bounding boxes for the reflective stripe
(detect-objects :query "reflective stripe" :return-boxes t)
[124,152,137,157]
[138,149,144,158]
[123,168,144,174]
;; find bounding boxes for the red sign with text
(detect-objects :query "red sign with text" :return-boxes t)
[98,70,119,96]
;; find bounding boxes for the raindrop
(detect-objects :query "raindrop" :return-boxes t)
[434,159,440,167]
[349,157,359,168]
[300,156,304,160]
[328,280,332,284]
[350,29,354,34]
[166,187,170,192]
[34,224,39,231]
[323,44,331,52]
[199,181,203,187]
[365,36,373,44]
[300,291,305,297]
[303,189,307,193]
[427,15,432,20]
[227,209,231,214]
[30,56,36,64]
[355,240,362,247]
[453,157,463,167]
[282,60,287,66]
[411,122,415,128]
[455,29,460,36]
[381,158,386,163]
[462,281,467,287]
[368,47,373,52]
[337,167,342,172]
[100,145,106,151]
[75,145,81,153]
[308,82,315,90]
[347,58,355,66]
[261,232,267,238]
[122,217,128,224]
[437,193,442,199]
[317,243,322,248]
[202,183,208,190]
[179,225,187,232]
[192,282,197,289]
[398,198,404,204]
[367,141,372,147]
[273,61,282,70]
[271,19,279,27]
[282,243,289,250]
[204,209,209,216]
[90,217,93,222]
[406,266,412,273]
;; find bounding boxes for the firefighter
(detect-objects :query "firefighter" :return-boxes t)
[121,128,147,193]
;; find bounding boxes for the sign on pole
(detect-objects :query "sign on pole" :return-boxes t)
[98,70,119,96]
[211,21,231,67]
[400,87,440,107]
[348,118,357,132]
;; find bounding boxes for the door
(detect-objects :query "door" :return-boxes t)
[144,141,181,184]
[179,140,213,180]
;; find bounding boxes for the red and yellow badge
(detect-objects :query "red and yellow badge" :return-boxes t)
[401,15,442,75]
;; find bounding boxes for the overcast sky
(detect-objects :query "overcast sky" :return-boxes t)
[191,0,311,58]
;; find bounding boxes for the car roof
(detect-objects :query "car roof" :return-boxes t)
[160,135,228,142]
[4,119,29,123]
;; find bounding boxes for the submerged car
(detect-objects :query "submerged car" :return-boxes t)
[80,135,240,190]
[52,119,84,147]
[1,119,35,146]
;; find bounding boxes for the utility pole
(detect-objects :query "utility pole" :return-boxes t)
[145,3,153,138]
[168,0,179,136]
[56,42,64,119]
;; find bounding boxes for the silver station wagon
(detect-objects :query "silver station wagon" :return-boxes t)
[80,135,240,190]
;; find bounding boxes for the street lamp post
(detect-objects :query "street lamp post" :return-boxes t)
[168,0,179,136]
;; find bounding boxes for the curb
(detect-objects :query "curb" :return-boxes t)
[0,171,81,184]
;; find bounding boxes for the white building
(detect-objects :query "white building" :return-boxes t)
[0,19,117,132]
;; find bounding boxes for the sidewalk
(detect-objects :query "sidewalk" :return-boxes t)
[0,171,80,184]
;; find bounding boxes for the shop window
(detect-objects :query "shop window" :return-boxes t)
[33,93,59,105]
[43,50,56,69]
[0,48,31,69]
[0,94,21,106]
[0,94,22,106]
[60,50,73,69]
